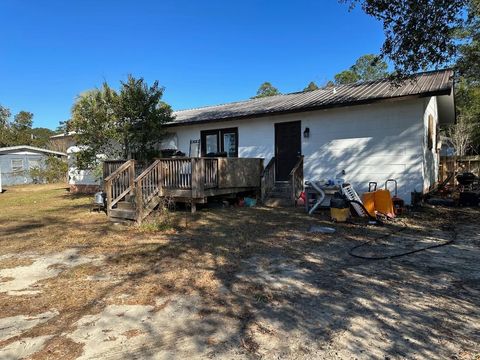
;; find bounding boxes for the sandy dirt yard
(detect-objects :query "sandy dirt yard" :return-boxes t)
[0,184,479,359]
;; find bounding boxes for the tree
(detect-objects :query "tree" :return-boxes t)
[253,82,281,98]
[446,118,475,156]
[456,0,480,84]
[334,54,389,84]
[351,54,388,81]
[303,81,319,92]
[70,86,123,168]
[70,75,174,168]
[31,128,55,148]
[334,70,360,85]
[115,75,173,161]
[0,105,12,146]
[455,79,480,153]
[11,111,34,145]
[342,0,469,77]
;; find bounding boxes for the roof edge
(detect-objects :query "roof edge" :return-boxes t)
[166,89,452,127]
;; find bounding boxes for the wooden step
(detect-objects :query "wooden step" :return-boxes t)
[117,201,135,210]
[109,208,137,220]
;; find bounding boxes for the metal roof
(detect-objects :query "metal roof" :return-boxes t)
[0,145,67,157]
[170,69,453,126]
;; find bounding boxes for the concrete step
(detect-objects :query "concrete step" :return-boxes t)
[117,201,135,210]
[109,208,137,220]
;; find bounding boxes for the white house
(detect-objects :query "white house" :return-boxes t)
[163,69,455,204]
[49,132,102,193]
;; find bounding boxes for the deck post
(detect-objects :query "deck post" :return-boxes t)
[128,160,136,196]
[191,158,205,199]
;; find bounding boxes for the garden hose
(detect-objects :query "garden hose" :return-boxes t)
[348,219,456,260]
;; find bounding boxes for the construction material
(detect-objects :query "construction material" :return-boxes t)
[341,183,367,217]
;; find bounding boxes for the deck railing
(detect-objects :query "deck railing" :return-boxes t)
[104,157,262,221]
[261,157,275,202]
[290,156,304,205]
[104,159,136,215]
[160,158,193,189]
[134,160,162,221]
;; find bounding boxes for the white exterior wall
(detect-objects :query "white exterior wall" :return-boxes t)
[67,146,99,186]
[169,98,435,204]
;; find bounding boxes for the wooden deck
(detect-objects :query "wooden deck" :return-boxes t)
[104,157,264,222]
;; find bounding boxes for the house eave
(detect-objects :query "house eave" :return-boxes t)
[166,90,451,128]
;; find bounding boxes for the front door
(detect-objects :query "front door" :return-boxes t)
[275,121,301,181]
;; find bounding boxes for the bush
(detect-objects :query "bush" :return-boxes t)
[29,156,68,183]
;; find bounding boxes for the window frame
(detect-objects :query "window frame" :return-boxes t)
[11,159,24,173]
[200,127,238,157]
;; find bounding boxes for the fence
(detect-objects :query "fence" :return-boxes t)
[439,156,480,186]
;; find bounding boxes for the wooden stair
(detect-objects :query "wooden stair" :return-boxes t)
[109,195,137,222]
[261,156,304,207]
[264,182,294,207]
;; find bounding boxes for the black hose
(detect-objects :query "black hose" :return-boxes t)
[348,219,456,260]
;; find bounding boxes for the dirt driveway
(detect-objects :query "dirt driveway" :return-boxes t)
[0,184,479,359]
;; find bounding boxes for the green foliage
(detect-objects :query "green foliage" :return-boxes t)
[334,54,388,84]
[0,106,54,148]
[70,86,121,168]
[70,75,174,168]
[29,156,68,183]
[30,127,56,148]
[253,82,281,98]
[334,70,360,85]
[343,0,467,77]
[117,75,173,162]
[303,81,319,92]
[139,197,176,232]
[455,79,480,153]
[456,0,480,84]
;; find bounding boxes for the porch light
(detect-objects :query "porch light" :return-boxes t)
[303,127,310,138]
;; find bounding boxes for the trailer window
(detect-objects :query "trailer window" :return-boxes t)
[11,159,24,173]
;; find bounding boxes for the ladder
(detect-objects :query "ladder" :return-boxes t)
[341,184,367,217]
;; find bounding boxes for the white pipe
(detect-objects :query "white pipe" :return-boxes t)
[305,180,326,215]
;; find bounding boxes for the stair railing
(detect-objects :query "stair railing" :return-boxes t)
[104,159,136,217]
[289,155,304,206]
[261,157,276,203]
[134,160,162,222]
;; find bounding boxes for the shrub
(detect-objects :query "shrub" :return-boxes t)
[29,156,68,183]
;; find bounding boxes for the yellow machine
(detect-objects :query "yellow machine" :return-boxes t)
[361,181,395,218]
[330,197,350,222]
[361,182,377,217]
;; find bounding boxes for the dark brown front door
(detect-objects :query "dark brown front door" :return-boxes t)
[275,121,301,181]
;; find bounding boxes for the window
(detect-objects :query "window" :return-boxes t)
[201,128,238,157]
[11,159,24,173]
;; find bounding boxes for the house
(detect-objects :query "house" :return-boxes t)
[0,146,67,187]
[50,132,102,193]
[163,69,455,205]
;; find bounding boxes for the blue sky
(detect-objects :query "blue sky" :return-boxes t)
[0,0,385,130]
